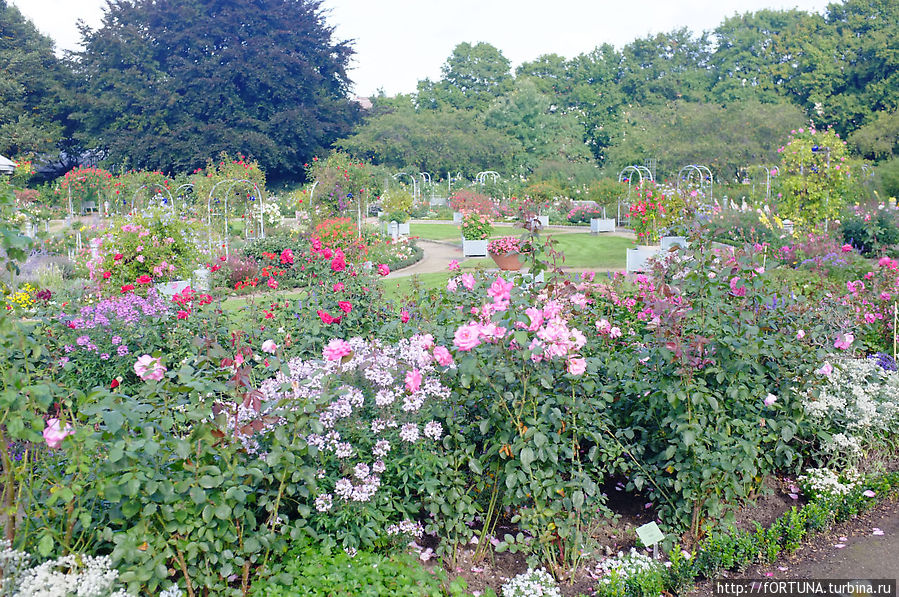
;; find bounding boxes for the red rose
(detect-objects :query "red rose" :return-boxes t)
[120,284,135,293]
[338,301,352,314]
[102,271,112,279]
[136,275,152,284]
[114,253,124,261]
[110,379,120,389]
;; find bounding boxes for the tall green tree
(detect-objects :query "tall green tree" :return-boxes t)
[619,28,713,104]
[849,110,899,161]
[416,42,512,112]
[0,0,69,160]
[72,0,358,180]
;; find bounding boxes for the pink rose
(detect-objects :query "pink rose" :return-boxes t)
[448,259,460,271]
[796,330,805,340]
[447,278,458,292]
[433,346,454,366]
[43,418,74,449]
[401,309,410,323]
[841,244,853,253]
[764,393,777,406]
[134,354,166,381]
[525,307,543,332]
[487,276,513,302]
[261,340,278,354]
[405,369,422,393]
[267,278,278,289]
[323,338,353,361]
[833,333,854,350]
[815,362,833,376]
[460,273,475,290]
[377,264,390,276]
[567,357,587,376]
[453,323,482,351]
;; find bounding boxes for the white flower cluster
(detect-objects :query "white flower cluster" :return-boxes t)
[0,541,134,597]
[593,548,660,584]
[798,467,860,498]
[500,567,561,597]
[386,519,424,538]
[803,359,899,461]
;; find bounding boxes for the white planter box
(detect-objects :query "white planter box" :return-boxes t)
[453,212,462,223]
[590,218,616,234]
[398,222,410,236]
[626,246,662,273]
[536,215,549,227]
[192,267,211,292]
[462,238,488,257]
[156,279,192,297]
[660,236,688,251]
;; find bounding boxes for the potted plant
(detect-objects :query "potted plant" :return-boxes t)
[625,188,664,273]
[487,236,531,271]
[460,212,492,257]
[382,210,411,236]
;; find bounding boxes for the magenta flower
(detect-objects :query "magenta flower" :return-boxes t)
[43,418,74,449]
[487,276,514,302]
[134,354,166,381]
[448,259,460,271]
[453,322,482,351]
[377,264,390,276]
[433,346,454,366]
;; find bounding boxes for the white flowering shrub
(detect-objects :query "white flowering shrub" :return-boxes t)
[255,201,284,227]
[802,358,899,466]
[593,549,666,597]
[500,567,561,597]
[798,467,860,500]
[0,541,133,597]
[255,334,453,551]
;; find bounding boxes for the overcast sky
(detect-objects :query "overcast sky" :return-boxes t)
[12,0,834,97]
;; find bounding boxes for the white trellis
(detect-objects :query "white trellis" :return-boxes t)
[743,165,778,204]
[130,183,176,217]
[392,172,419,202]
[206,179,266,258]
[617,165,654,225]
[677,165,714,203]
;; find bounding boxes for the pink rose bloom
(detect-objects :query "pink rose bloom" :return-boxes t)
[763,393,777,406]
[405,369,422,393]
[280,248,294,265]
[448,259,460,271]
[377,264,390,276]
[267,278,278,290]
[43,418,74,449]
[878,256,897,269]
[401,309,410,323]
[841,244,853,253]
[609,326,622,339]
[729,276,747,297]
[433,346,454,366]
[487,276,514,302]
[815,362,833,376]
[567,357,587,376]
[834,333,854,350]
[261,340,278,354]
[596,319,611,334]
[525,307,544,331]
[333,282,345,292]
[323,338,353,361]
[134,354,166,381]
[453,323,482,351]
[796,330,805,340]
[447,278,458,292]
[461,273,475,290]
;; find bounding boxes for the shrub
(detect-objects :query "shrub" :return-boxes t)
[840,205,899,256]
[460,212,492,240]
[449,190,494,216]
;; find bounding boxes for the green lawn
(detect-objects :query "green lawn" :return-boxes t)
[459,234,631,269]
[410,222,516,241]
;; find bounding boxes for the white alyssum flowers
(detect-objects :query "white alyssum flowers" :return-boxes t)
[500,567,561,597]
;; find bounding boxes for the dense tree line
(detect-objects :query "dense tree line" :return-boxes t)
[1,0,897,183]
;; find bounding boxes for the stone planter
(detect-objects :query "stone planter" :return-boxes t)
[156,279,192,298]
[462,238,488,257]
[590,218,616,234]
[489,252,524,271]
[626,245,662,273]
[660,236,688,251]
[453,212,462,224]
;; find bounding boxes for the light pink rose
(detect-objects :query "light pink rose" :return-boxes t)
[487,276,513,302]
[453,323,481,351]
[460,273,475,290]
[448,259,460,271]
[764,393,777,406]
[525,307,543,331]
[433,346,454,366]
[323,338,353,361]
[134,354,166,381]
[43,418,74,449]
[815,362,833,376]
[405,369,422,393]
[834,333,854,350]
[261,340,278,354]
[796,330,805,340]
[567,357,587,376]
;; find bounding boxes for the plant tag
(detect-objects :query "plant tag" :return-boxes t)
[636,522,664,547]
